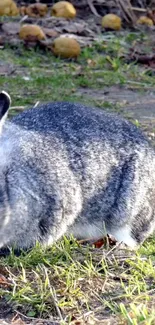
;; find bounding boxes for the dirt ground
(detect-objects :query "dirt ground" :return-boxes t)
[76,85,155,144]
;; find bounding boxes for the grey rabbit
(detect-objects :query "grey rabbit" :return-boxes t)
[0,90,155,252]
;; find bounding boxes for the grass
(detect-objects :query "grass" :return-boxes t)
[0,31,155,324]
[1,239,155,324]
[1,31,155,110]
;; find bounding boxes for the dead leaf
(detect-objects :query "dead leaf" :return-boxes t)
[93,239,105,248]
[0,62,15,76]
[42,28,59,38]
[87,59,97,67]
[93,235,117,248]
[0,273,11,287]
[2,22,20,35]
[78,234,117,248]
[12,317,26,325]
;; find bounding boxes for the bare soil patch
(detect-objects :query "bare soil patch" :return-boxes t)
[76,85,155,142]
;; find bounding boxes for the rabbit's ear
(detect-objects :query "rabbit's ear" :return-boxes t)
[0,91,11,133]
[0,91,11,119]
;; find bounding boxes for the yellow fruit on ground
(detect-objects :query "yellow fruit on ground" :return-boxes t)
[19,24,46,41]
[10,0,19,15]
[52,37,81,58]
[102,14,121,31]
[26,3,48,17]
[51,1,76,19]
[0,0,19,16]
[136,16,153,26]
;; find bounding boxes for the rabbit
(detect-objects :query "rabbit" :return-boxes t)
[0,90,154,253]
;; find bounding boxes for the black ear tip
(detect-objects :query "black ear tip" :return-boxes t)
[0,91,11,120]
[0,91,11,106]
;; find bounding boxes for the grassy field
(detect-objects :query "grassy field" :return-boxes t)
[0,31,155,324]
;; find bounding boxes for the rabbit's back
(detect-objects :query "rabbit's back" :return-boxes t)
[11,101,154,195]
[12,101,149,146]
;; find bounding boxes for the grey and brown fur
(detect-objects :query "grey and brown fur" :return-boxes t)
[0,90,155,251]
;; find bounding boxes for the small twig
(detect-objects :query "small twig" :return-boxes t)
[10,106,26,111]
[14,310,60,324]
[87,0,101,17]
[8,68,17,76]
[19,15,29,24]
[126,80,150,86]
[10,102,40,111]
[105,241,124,257]
[34,101,40,108]
[127,6,147,12]
[116,0,137,23]
[72,310,94,321]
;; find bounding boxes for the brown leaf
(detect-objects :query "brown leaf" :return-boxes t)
[42,28,59,38]
[93,239,105,248]
[12,318,26,325]
[78,235,117,248]
[0,273,11,287]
